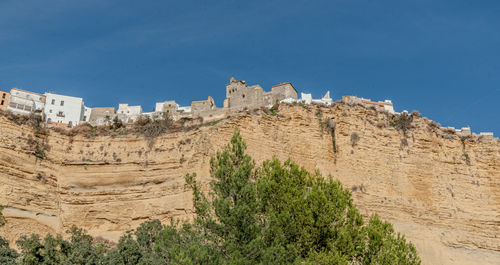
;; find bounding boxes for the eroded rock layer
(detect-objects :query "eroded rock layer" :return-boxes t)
[0,104,499,265]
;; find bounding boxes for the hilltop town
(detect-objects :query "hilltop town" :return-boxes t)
[0,77,494,138]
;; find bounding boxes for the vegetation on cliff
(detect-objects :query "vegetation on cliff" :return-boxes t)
[0,130,420,264]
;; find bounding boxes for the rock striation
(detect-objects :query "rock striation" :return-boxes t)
[0,103,499,265]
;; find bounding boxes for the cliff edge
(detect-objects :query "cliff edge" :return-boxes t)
[0,103,499,265]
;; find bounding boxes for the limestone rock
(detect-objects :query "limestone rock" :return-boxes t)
[0,104,499,265]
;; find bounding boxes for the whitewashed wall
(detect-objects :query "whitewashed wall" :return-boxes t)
[44,93,84,126]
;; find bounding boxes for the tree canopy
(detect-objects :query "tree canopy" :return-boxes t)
[0,129,420,264]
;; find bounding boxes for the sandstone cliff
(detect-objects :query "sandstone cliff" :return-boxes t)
[0,104,499,265]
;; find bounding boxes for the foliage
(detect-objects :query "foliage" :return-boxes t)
[133,113,173,139]
[390,112,413,135]
[316,108,324,133]
[184,129,420,264]
[15,227,106,265]
[2,130,421,265]
[0,237,18,265]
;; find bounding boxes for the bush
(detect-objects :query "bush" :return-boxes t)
[390,112,413,135]
[351,132,360,147]
[133,113,173,139]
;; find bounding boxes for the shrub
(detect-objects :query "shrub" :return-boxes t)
[133,113,173,139]
[351,132,360,147]
[390,112,413,135]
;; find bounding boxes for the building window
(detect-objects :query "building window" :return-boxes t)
[242,94,245,98]
[2,94,5,99]
[1,100,3,105]
[60,101,64,106]
[49,109,52,113]
[51,99,55,105]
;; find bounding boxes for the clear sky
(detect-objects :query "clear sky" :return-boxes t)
[1,0,499,134]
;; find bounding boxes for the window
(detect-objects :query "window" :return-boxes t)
[242,94,245,98]
[2,94,5,99]
[51,99,55,105]
[49,109,52,113]
[1,100,3,105]
[60,101,64,106]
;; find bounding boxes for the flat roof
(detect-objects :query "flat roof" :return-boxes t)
[44,92,83,100]
[10,88,44,97]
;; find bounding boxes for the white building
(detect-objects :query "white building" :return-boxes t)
[312,91,333,106]
[83,106,92,122]
[44,92,85,127]
[117,104,143,123]
[301,93,313,104]
[282,91,333,106]
[7,88,46,116]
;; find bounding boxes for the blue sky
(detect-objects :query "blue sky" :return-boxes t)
[1,0,499,133]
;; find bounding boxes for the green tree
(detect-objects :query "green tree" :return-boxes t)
[185,129,263,264]
[185,129,421,265]
[0,206,19,265]
[16,234,44,265]
[0,237,18,265]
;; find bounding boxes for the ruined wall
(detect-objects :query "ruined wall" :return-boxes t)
[191,96,216,117]
[271,83,298,103]
[225,78,298,110]
[0,91,10,111]
[0,104,499,265]
[226,85,269,110]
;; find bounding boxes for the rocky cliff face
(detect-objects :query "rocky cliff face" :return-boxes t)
[0,104,499,265]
